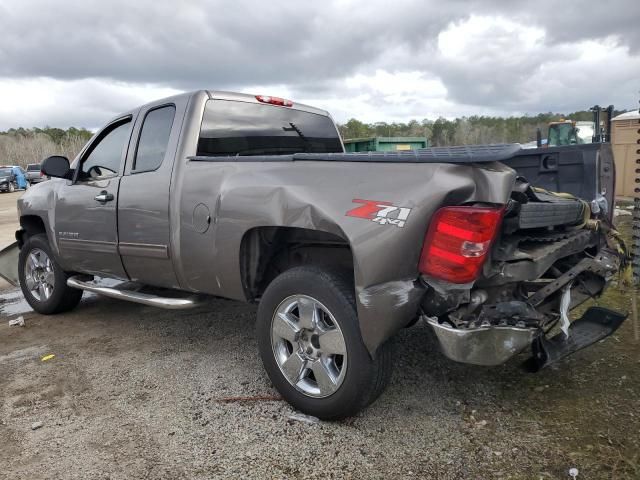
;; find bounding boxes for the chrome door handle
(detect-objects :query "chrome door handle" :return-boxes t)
[94,191,114,203]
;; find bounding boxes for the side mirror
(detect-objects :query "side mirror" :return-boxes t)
[41,155,71,179]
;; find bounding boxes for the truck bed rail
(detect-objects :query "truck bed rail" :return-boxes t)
[189,143,522,164]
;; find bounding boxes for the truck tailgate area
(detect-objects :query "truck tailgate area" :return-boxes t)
[515,192,586,230]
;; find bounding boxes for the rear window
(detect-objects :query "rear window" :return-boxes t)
[27,164,41,171]
[197,100,343,156]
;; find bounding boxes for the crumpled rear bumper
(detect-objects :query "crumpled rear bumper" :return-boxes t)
[426,305,627,368]
[424,244,627,367]
[426,317,536,366]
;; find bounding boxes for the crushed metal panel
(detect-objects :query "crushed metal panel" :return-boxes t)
[356,279,426,353]
[426,316,537,366]
[0,242,20,287]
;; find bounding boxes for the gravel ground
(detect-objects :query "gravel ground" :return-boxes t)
[1,191,639,479]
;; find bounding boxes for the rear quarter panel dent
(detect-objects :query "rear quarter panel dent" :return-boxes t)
[177,160,516,353]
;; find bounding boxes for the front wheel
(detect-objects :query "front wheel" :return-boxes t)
[257,266,393,420]
[18,234,83,314]
[8,182,15,193]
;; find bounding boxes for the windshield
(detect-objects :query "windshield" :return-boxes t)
[548,124,579,147]
[197,100,343,156]
[0,168,12,176]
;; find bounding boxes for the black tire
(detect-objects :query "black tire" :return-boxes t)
[257,266,393,420]
[18,233,83,314]
[8,182,15,193]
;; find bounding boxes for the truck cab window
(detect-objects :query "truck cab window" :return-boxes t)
[79,120,131,181]
[133,105,175,173]
[197,100,343,156]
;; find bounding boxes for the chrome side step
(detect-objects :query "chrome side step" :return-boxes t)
[67,276,199,310]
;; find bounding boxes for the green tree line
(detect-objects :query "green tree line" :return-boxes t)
[0,127,93,168]
[337,110,626,146]
[0,110,628,168]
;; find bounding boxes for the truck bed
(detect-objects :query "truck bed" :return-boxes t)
[190,142,614,218]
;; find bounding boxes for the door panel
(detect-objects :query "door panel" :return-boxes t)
[118,101,186,288]
[55,177,126,277]
[55,117,133,278]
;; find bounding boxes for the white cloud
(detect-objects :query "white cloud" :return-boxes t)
[0,1,638,129]
[0,78,181,130]
[432,15,639,113]
[519,37,640,112]
[438,15,545,60]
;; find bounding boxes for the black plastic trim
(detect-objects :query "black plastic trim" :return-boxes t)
[188,143,522,164]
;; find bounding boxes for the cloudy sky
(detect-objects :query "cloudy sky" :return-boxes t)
[0,0,638,130]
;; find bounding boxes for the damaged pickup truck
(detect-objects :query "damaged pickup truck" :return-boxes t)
[9,90,627,419]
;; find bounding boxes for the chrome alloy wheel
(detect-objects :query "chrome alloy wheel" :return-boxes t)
[24,248,55,301]
[271,295,347,398]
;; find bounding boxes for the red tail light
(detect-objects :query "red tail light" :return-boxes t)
[419,206,504,284]
[255,95,293,107]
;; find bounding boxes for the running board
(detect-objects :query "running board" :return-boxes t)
[67,276,199,310]
[523,306,627,372]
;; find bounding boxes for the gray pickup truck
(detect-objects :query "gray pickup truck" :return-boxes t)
[10,90,627,419]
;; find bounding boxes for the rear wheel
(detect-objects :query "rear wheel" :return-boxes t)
[257,266,392,419]
[18,234,83,314]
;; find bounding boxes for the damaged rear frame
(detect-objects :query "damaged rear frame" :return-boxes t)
[419,199,627,368]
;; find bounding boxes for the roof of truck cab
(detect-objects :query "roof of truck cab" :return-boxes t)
[206,90,331,117]
[133,90,331,118]
[110,90,333,131]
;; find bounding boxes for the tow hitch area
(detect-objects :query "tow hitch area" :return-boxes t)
[524,306,627,372]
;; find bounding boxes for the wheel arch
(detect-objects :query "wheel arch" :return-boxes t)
[239,226,355,302]
[17,215,48,247]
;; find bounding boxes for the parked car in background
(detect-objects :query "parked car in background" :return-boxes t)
[0,166,29,192]
[0,165,30,192]
[0,166,16,192]
[26,163,46,184]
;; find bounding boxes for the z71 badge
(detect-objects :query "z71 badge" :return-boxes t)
[345,199,412,228]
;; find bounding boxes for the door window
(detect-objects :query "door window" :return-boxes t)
[133,105,176,173]
[79,119,131,181]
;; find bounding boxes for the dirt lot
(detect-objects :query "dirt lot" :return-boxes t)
[1,190,639,479]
